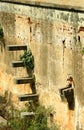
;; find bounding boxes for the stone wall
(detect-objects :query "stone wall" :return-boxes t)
[1,0,84,8]
[0,2,84,130]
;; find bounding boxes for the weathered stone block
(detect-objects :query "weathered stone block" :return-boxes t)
[7,45,27,51]
[18,93,39,101]
[11,60,24,67]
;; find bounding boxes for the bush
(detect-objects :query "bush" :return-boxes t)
[6,105,60,130]
[27,106,49,130]
[20,49,34,71]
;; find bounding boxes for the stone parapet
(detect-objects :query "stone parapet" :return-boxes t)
[0,0,84,13]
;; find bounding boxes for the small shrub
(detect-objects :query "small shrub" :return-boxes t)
[5,105,60,130]
[8,118,23,130]
[82,47,84,55]
[28,106,49,130]
[20,49,34,71]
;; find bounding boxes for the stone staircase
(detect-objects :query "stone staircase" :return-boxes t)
[7,44,39,117]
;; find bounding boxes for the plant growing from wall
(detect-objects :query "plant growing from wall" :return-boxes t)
[20,48,34,72]
[82,47,84,55]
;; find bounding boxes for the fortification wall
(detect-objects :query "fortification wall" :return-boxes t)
[0,2,84,129]
[1,0,84,8]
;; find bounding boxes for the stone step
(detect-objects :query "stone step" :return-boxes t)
[11,60,24,67]
[7,45,27,51]
[21,112,35,118]
[14,77,34,84]
[63,88,73,92]
[18,93,39,101]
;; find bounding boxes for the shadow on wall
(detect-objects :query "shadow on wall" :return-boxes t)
[59,76,75,110]
[0,25,5,52]
[59,88,75,110]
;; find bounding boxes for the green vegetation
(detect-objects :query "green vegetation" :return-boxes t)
[1,103,59,130]
[20,49,34,71]
[0,92,59,130]
[82,47,84,55]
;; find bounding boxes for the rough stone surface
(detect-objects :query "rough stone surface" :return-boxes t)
[0,0,84,8]
[0,1,84,130]
[0,116,7,127]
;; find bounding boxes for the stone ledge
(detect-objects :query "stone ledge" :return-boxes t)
[18,93,39,101]
[14,77,34,84]
[21,112,35,118]
[7,45,27,51]
[0,0,84,13]
[11,61,24,67]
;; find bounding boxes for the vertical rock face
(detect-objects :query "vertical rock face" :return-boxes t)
[0,2,84,129]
